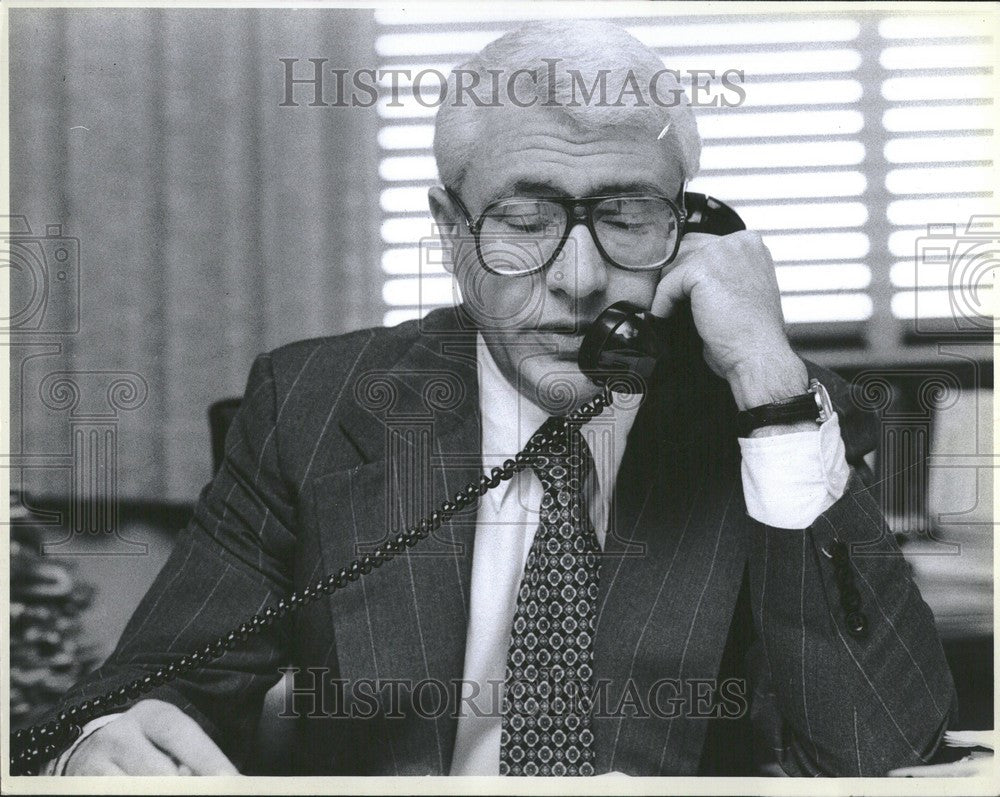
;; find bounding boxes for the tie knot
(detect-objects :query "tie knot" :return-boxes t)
[529,417,593,492]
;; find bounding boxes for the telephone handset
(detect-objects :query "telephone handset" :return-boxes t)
[11,195,746,775]
[578,192,746,391]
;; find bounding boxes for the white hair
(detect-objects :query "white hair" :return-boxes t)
[433,19,701,191]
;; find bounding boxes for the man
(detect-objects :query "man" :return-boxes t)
[39,20,955,777]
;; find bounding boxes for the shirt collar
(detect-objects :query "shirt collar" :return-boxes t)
[476,332,641,513]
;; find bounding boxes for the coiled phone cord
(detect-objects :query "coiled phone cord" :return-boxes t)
[10,384,617,775]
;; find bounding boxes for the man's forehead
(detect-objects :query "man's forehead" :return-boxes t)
[469,160,682,209]
[458,105,681,204]
[468,148,682,207]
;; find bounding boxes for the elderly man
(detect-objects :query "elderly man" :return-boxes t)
[34,19,955,777]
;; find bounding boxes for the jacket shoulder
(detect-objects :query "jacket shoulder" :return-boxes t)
[263,318,422,390]
[262,305,469,388]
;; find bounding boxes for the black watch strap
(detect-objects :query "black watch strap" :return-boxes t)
[736,378,832,437]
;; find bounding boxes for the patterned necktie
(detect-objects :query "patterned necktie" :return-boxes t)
[500,416,600,777]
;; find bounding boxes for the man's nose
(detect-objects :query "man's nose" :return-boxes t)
[545,221,609,298]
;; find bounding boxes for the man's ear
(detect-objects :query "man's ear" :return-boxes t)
[428,186,460,275]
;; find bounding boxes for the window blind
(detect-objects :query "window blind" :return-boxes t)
[877,14,996,345]
[373,9,995,360]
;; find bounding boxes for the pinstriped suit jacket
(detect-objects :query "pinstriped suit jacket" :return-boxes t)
[52,305,957,776]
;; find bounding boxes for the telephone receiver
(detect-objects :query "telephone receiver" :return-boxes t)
[578,192,746,392]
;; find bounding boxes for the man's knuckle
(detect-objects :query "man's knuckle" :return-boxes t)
[727,229,758,250]
[132,697,178,720]
[96,722,125,742]
[65,738,110,773]
[158,700,184,716]
[70,757,113,775]
[126,698,151,716]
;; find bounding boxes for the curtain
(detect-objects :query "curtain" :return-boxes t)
[9,8,381,503]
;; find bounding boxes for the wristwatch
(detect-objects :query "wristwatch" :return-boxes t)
[736,377,834,437]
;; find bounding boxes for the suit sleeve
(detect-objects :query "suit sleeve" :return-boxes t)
[745,464,959,776]
[41,353,297,771]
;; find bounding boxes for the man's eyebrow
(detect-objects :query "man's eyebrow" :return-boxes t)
[488,179,669,203]
[588,181,668,196]
[486,180,561,203]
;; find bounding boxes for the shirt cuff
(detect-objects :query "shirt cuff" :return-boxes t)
[44,713,122,775]
[739,412,851,529]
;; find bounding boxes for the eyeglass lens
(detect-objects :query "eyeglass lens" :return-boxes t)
[476,197,680,274]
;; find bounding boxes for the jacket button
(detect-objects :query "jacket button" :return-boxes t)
[845,610,868,637]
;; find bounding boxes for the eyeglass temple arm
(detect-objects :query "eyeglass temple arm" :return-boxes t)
[443,186,476,232]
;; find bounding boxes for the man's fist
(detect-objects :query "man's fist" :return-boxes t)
[62,699,239,775]
[653,230,808,410]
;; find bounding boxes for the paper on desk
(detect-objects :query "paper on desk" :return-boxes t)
[943,730,995,750]
[888,730,995,777]
[888,755,993,778]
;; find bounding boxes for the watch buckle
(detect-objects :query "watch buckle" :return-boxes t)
[809,378,834,424]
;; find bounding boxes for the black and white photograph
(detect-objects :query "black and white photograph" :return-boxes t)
[4,1,997,789]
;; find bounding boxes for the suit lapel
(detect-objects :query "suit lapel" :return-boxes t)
[592,363,753,774]
[307,310,482,774]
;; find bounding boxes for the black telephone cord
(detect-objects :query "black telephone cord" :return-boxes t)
[10,385,616,776]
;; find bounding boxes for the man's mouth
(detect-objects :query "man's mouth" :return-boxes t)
[535,322,589,336]
[531,324,590,361]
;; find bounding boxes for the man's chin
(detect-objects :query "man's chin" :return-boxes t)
[520,361,601,414]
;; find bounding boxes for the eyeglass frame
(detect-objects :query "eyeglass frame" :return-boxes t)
[443,185,689,276]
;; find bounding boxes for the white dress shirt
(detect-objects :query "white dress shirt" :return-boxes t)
[53,334,850,775]
[448,334,850,775]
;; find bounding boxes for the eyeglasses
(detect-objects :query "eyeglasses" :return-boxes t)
[445,186,687,276]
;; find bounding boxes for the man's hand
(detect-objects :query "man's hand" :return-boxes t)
[652,230,809,410]
[62,699,239,775]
